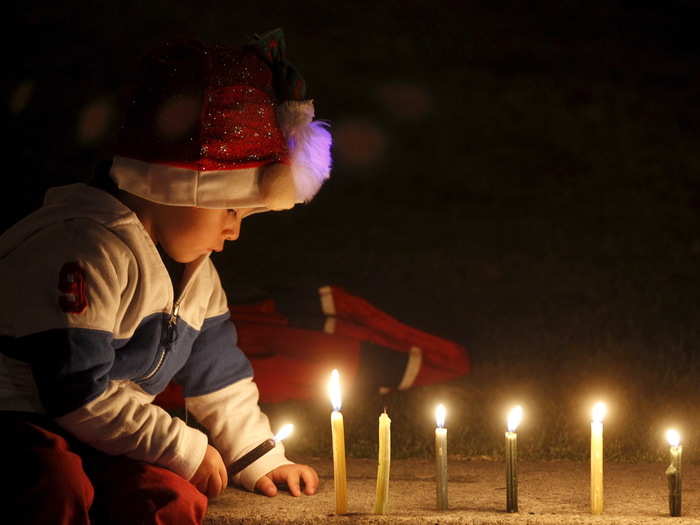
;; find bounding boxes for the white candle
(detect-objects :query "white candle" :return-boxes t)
[328,370,347,514]
[506,405,522,513]
[590,402,606,515]
[373,410,391,514]
[665,429,682,517]
[435,404,448,510]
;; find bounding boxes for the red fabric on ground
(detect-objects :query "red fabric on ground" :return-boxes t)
[155,324,361,406]
[324,286,470,386]
[237,323,361,403]
[155,286,469,408]
[331,317,466,386]
[2,413,207,525]
[226,298,288,325]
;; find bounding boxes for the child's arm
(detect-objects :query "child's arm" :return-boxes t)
[177,261,301,491]
[185,376,292,491]
[185,372,320,496]
[55,379,209,480]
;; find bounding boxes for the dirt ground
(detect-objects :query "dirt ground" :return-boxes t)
[205,457,699,524]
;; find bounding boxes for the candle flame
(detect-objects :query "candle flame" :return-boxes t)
[274,423,294,442]
[592,402,607,423]
[666,429,681,447]
[435,403,446,428]
[507,405,523,432]
[328,369,342,411]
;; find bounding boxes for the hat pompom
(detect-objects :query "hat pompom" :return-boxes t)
[259,162,297,210]
[277,100,332,203]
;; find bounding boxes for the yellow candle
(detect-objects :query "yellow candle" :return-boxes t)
[328,369,347,514]
[435,404,448,510]
[373,410,391,514]
[590,402,606,514]
[665,429,682,517]
[506,405,523,513]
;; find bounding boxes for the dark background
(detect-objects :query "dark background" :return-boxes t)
[6,1,700,458]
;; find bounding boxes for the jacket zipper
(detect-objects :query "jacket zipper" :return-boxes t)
[135,300,181,383]
[134,254,208,384]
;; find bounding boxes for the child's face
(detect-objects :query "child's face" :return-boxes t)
[153,205,252,263]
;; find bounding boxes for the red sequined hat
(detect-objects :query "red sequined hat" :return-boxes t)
[110,30,331,211]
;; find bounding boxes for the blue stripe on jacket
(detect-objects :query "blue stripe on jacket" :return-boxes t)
[0,312,252,416]
[175,312,253,398]
[0,329,114,417]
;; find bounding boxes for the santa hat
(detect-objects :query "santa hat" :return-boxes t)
[109,29,331,212]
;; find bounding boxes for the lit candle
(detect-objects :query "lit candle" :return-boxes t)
[505,405,522,513]
[590,402,607,514]
[228,424,294,476]
[373,409,391,514]
[435,403,448,510]
[328,369,347,515]
[665,429,682,517]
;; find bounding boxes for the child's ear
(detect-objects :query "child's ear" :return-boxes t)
[259,163,296,211]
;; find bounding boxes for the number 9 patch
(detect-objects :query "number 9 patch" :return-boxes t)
[58,261,88,313]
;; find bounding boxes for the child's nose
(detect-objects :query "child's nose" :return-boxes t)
[223,229,239,241]
[222,221,240,242]
[222,210,245,242]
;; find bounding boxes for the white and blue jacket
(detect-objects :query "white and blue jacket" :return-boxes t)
[0,184,290,489]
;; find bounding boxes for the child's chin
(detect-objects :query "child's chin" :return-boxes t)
[171,251,204,263]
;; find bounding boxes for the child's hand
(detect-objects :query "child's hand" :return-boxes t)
[255,463,320,497]
[191,444,228,498]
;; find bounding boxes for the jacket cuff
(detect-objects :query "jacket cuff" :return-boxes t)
[237,443,293,492]
[170,425,209,481]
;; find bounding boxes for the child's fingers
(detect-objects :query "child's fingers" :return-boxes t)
[287,471,302,497]
[301,467,319,495]
[256,475,278,497]
[207,472,224,499]
[219,459,229,489]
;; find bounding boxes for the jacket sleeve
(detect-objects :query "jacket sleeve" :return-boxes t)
[177,261,291,490]
[0,219,208,480]
[56,380,209,480]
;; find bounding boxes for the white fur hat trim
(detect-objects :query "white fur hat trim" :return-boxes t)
[110,156,268,209]
[110,101,331,210]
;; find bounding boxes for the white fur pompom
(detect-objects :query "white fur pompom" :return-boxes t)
[276,100,332,202]
[277,100,315,135]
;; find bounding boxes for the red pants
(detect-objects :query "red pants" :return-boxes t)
[1,412,207,525]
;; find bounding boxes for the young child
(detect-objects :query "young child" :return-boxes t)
[0,30,330,524]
